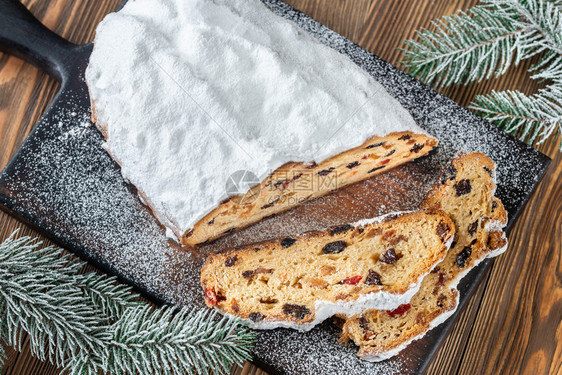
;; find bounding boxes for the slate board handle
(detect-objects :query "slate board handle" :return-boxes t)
[0,0,78,82]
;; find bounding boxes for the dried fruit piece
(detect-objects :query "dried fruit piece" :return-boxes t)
[410,143,424,153]
[436,221,450,241]
[387,303,411,317]
[338,276,363,285]
[318,167,335,176]
[364,270,382,285]
[347,161,361,169]
[330,224,353,236]
[436,272,446,287]
[322,240,348,254]
[282,304,311,319]
[367,166,385,173]
[379,248,397,264]
[456,246,472,267]
[365,142,384,149]
[390,234,408,246]
[483,166,493,177]
[205,287,217,306]
[454,179,472,196]
[398,134,411,140]
[281,237,297,248]
[225,255,238,267]
[242,267,273,278]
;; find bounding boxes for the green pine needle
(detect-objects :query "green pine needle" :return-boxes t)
[402,0,562,150]
[401,4,526,87]
[0,232,256,374]
[470,83,562,148]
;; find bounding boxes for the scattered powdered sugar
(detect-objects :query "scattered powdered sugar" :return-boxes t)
[85,0,428,238]
[0,0,549,374]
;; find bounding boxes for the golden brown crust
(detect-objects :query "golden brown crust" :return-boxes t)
[200,209,454,326]
[185,131,437,246]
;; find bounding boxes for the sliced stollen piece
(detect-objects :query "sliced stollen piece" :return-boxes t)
[187,132,437,246]
[86,0,438,247]
[200,209,454,331]
[340,152,508,362]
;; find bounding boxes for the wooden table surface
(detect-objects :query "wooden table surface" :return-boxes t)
[0,0,560,374]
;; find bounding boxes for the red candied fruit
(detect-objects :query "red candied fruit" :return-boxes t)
[387,303,411,317]
[339,275,363,285]
[205,287,217,306]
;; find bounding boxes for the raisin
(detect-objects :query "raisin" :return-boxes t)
[492,200,498,212]
[468,220,478,236]
[431,266,441,273]
[318,167,335,176]
[338,275,362,285]
[436,273,446,287]
[398,134,411,140]
[322,240,347,254]
[379,248,397,264]
[208,218,215,225]
[387,303,411,317]
[281,237,297,248]
[347,161,360,169]
[242,270,254,278]
[364,270,382,285]
[483,166,493,177]
[330,224,353,236]
[454,179,472,196]
[384,149,396,157]
[440,164,457,184]
[223,228,236,234]
[225,255,238,267]
[368,166,385,173]
[282,304,311,319]
[306,162,318,169]
[456,246,472,267]
[358,317,370,332]
[410,143,424,153]
[358,227,364,234]
[436,221,450,241]
[249,312,265,322]
[365,142,384,149]
[220,198,230,205]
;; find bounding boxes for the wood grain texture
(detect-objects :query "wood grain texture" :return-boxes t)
[0,0,560,374]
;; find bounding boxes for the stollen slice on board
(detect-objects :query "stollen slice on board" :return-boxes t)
[200,209,454,331]
[339,152,508,361]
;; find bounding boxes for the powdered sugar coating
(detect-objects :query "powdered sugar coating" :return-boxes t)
[86,0,427,237]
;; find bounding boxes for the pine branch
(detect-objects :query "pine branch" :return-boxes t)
[100,306,255,375]
[0,232,255,374]
[469,83,562,148]
[401,4,527,87]
[0,234,110,367]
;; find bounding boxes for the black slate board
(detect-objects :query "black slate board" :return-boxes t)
[0,0,550,374]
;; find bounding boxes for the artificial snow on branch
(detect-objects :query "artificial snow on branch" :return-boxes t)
[0,232,255,375]
[402,0,562,150]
